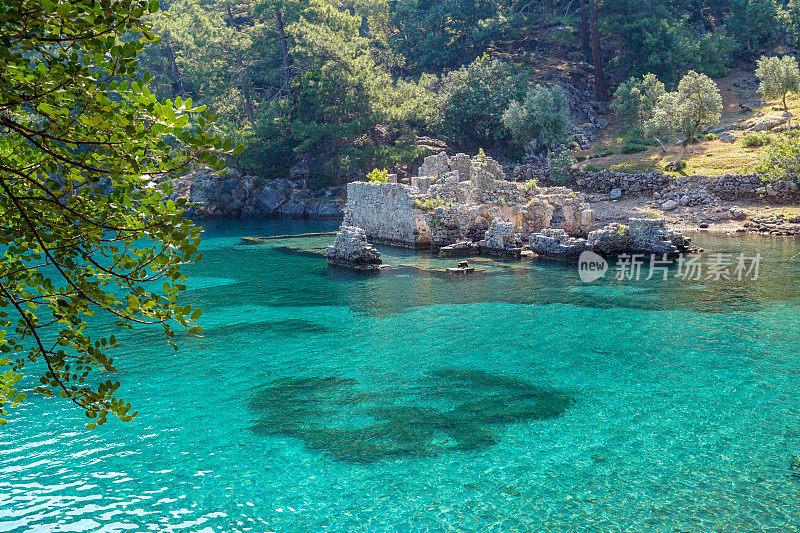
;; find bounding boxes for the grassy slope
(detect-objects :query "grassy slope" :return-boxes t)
[574,68,796,177]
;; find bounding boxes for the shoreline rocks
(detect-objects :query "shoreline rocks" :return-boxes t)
[170,169,345,220]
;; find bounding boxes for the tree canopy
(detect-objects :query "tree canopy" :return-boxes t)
[756,55,800,127]
[646,70,723,163]
[0,0,235,424]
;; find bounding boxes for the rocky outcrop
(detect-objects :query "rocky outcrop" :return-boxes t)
[588,218,692,255]
[326,225,383,270]
[170,169,345,219]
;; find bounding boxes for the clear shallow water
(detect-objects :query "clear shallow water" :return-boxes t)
[2,220,800,532]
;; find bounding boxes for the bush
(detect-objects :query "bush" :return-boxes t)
[704,133,718,141]
[576,155,587,162]
[438,55,527,145]
[550,145,573,184]
[620,143,648,154]
[756,134,800,182]
[415,196,452,210]
[520,179,539,191]
[503,84,569,148]
[742,131,772,147]
[367,168,389,183]
[585,163,602,172]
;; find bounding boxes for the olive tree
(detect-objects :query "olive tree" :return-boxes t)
[645,70,722,165]
[0,0,236,425]
[611,73,666,131]
[755,55,800,129]
[502,84,569,160]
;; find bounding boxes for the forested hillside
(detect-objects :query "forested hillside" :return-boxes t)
[139,0,800,184]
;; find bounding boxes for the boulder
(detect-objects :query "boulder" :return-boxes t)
[662,200,679,211]
[718,131,737,143]
[609,188,622,200]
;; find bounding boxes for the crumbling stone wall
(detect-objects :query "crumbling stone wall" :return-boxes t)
[708,174,799,203]
[511,166,669,193]
[344,182,429,246]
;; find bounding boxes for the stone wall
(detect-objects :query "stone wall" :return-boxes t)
[708,174,799,203]
[344,182,430,247]
[511,165,668,194]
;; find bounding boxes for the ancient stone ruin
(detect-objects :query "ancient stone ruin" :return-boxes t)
[332,151,694,265]
[326,225,383,270]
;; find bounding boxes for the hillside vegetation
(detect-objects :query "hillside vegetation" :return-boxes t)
[139,0,800,184]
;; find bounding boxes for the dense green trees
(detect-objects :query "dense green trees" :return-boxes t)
[0,0,232,424]
[132,0,795,182]
[438,56,527,146]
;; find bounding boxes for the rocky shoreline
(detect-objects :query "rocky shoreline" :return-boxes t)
[171,158,800,241]
[169,169,345,220]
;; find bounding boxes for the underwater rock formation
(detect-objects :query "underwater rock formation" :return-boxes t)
[248,369,572,463]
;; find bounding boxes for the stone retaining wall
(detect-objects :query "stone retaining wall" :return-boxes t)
[707,174,799,202]
[511,166,668,194]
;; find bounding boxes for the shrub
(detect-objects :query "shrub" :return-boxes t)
[414,196,451,210]
[520,179,539,191]
[503,84,569,149]
[576,155,587,162]
[620,143,648,154]
[585,163,602,172]
[550,145,573,184]
[438,55,527,145]
[742,131,772,147]
[756,134,800,182]
[704,133,718,141]
[367,167,389,183]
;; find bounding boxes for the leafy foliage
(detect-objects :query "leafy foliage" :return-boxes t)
[0,0,232,424]
[755,55,800,112]
[502,84,569,149]
[549,145,573,184]
[646,70,722,160]
[438,55,527,145]
[742,131,773,147]
[414,196,451,210]
[756,132,800,182]
[367,168,389,183]
[612,74,666,131]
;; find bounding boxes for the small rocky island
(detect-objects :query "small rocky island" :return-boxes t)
[326,151,695,268]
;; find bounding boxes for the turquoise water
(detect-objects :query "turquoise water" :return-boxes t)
[2,220,800,532]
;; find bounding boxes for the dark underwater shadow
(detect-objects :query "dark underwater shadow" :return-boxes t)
[248,369,573,464]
